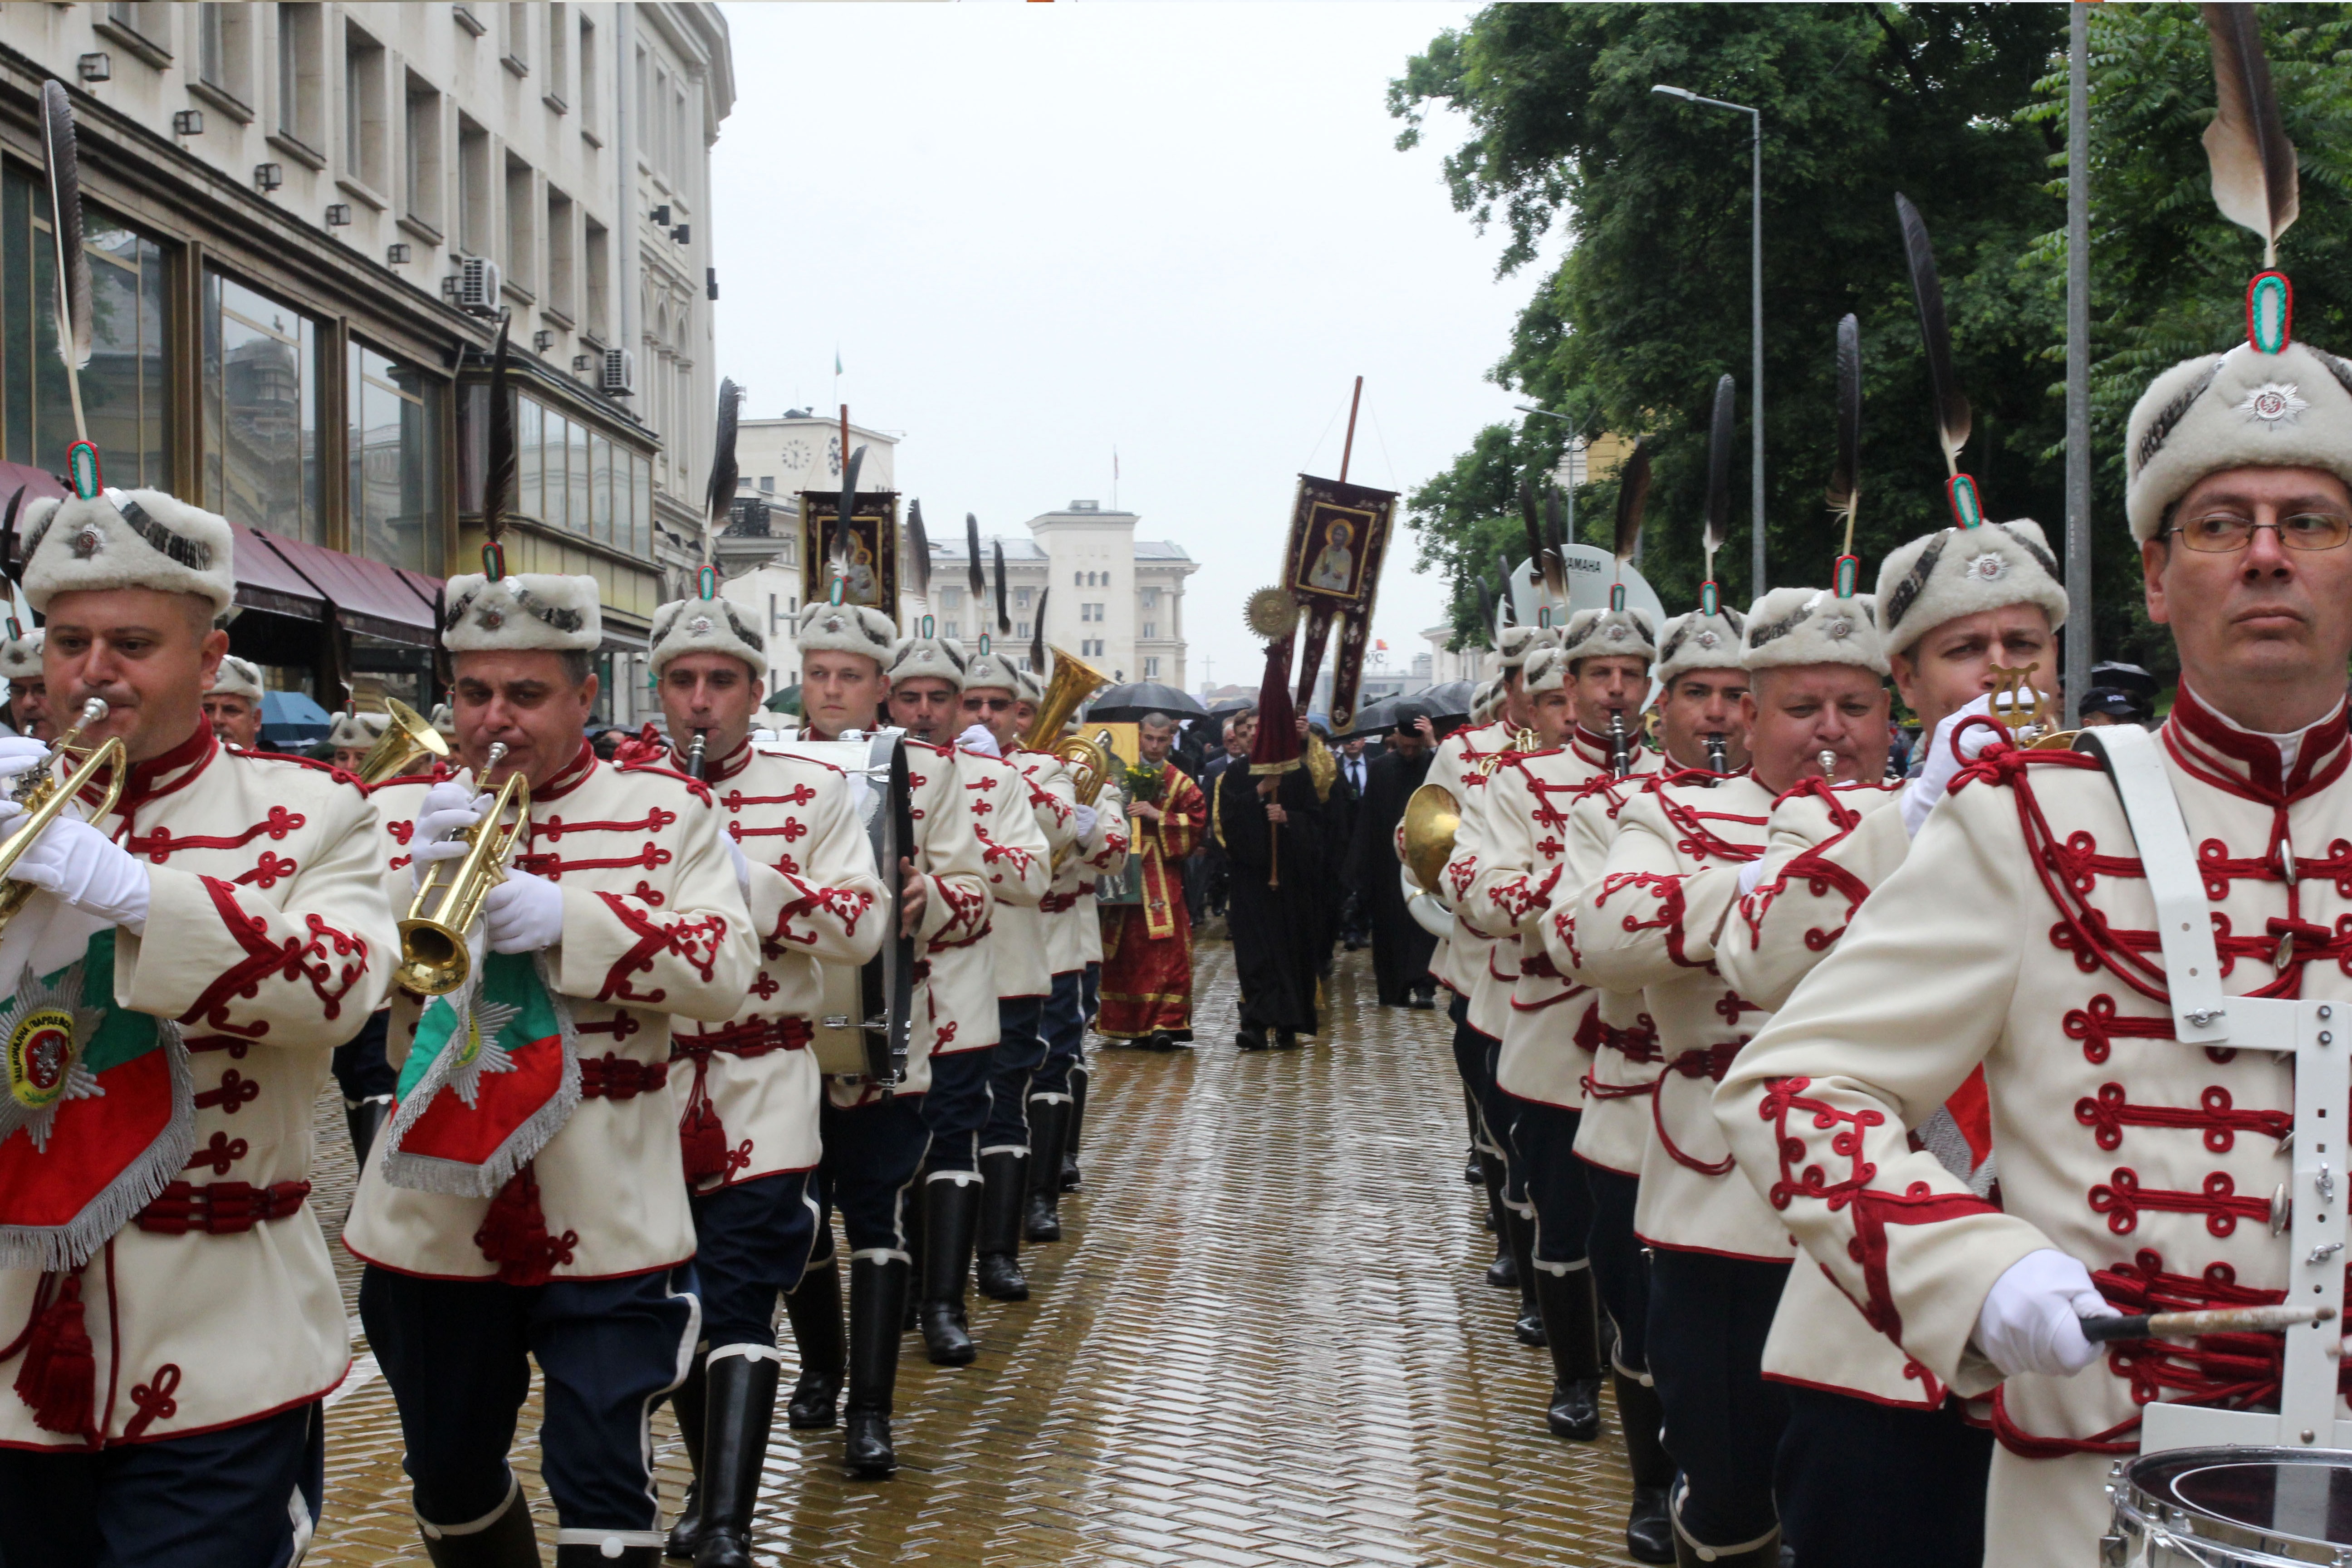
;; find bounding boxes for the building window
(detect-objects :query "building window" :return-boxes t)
[500,1,529,76]
[102,5,173,64]
[1015,620,1030,639]
[504,155,535,292]
[1015,588,1031,609]
[1071,570,1081,588]
[275,3,324,153]
[513,392,645,555]
[457,115,490,254]
[1144,657,1160,679]
[943,588,962,610]
[1143,622,1156,638]
[203,269,320,544]
[348,343,443,573]
[404,76,442,231]
[758,475,774,493]
[2,172,169,485]
[577,15,599,137]
[344,23,388,193]
[545,186,574,321]
[1142,587,1158,608]
[544,3,569,110]
[943,620,959,639]
[196,5,252,110]
[583,218,609,339]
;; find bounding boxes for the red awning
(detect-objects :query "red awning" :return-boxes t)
[229,523,329,620]
[248,532,441,647]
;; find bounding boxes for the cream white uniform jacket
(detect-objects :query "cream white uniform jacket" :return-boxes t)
[1716,696,2352,1568]
[1046,794,1128,977]
[668,741,886,1187]
[346,745,755,1280]
[0,732,393,1449]
[1421,720,1514,1010]
[923,748,1052,1058]
[993,748,1076,1001]
[1548,772,1673,1178]
[1576,770,1784,1260]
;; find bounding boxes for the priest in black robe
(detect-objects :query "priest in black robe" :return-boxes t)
[1347,704,1438,1008]
[1215,756,1328,1049]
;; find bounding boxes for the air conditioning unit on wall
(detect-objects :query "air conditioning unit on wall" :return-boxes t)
[455,256,501,316]
[600,348,635,397]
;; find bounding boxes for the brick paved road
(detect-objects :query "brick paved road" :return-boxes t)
[308,939,1638,1564]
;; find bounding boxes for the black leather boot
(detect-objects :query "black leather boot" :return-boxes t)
[1022,1098,1070,1243]
[843,1255,909,1478]
[918,1175,980,1367]
[419,1475,540,1567]
[1533,1264,1602,1441]
[1477,1151,1515,1288]
[1501,1204,1545,1347]
[781,1261,843,1430]
[662,1357,706,1558]
[691,1348,779,1568]
[344,1095,390,1169]
[1617,1371,1675,1564]
[1059,1066,1087,1191]
[975,1149,1030,1301]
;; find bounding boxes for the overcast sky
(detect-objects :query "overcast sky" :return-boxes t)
[710,1,1531,697]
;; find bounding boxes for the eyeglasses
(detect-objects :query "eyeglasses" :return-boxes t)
[2167,511,2352,552]
[966,697,1014,712]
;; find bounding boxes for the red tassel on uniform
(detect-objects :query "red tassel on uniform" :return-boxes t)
[472,1165,575,1287]
[679,1096,730,1184]
[13,1274,95,1438]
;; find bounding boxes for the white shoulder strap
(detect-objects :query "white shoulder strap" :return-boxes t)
[2076,724,2231,1048]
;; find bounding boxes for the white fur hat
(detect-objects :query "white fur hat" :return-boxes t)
[1522,642,1572,696]
[961,647,1024,695]
[1471,678,1498,723]
[1741,588,1889,676]
[1561,606,1657,667]
[0,629,44,683]
[2124,341,2352,543]
[429,702,456,739]
[441,573,601,653]
[1875,519,2069,658]
[1494,625,1538,671]
[651,596,766,678]
[887,634,968,691]
[1654,608,1748,685]
[1013,662,1047,705]
[208,653,264,701]
[792,600,896,664]
[21,489,235,616]
[328,710,388,751]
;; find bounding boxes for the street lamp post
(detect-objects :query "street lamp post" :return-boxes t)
[1653,84,1765,594]
[1516,402,1594,555]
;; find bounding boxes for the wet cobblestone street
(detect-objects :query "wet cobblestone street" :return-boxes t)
[308,939,1636,1565]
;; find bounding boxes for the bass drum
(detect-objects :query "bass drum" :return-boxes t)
[753,730,914,1085]
[2105,1445,2352,1567]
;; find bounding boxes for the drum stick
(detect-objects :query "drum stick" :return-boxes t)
[2080,1303,2336,1343]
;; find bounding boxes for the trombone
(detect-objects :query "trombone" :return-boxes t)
[0,698,127,930]
[353,698,451,786]
[396,742,532,996]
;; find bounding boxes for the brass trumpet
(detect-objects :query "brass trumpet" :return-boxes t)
[0,699,127,929]
[352,698,450,785]
[396,743,532,996]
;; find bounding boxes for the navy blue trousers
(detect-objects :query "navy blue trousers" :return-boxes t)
[1473,1037,1530,1209]
[1646,1249,1791,1550]
[332,1008,396,1106]
[817,1091,931,1256]
[688,1169,821,1350]
[1081,960,1099,1024]
[1448,994,1500,1154]
[918,1048,994,1176]
[0,1400,323,1568]
[1776,1387,1991,1568]
[985,997,1048,1152]
[1032,970,1086,1098]
[1583,1163,1650,1372]
[1504,1096,1591,1268]
[358,1266,697,1542]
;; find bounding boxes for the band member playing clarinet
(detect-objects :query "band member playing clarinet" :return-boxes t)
[346,573,756,1568]
[0,486,394,1566]
[645,595,886,1566]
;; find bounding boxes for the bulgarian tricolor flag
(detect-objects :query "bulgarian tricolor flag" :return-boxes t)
[379,951,579,1197]
[0,929,193,1272]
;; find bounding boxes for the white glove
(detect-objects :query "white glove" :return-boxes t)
[410,776,490,887]
[1072,803,1099,841]
[0,812,152,933]
[1900,694,2000,840]
[1737,858,1769,897]
[957,724,1001,760]
[1974,1249,2118,1378]
[724,831,753,902]
[482,869,564,954]
[0,735,51,784]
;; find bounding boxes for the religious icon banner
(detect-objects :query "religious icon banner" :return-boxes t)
[1284,474,1397,728]
[797,491,902,612]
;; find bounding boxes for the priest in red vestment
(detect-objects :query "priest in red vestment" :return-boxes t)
[1098,713,1207,1049]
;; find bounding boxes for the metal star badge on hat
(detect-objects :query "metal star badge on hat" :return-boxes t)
[2238,382,2309,426]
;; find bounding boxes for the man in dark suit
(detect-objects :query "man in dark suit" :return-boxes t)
[1195,710,1253,920]
[1347,703,1439,1008]
[1332,734,1373,949]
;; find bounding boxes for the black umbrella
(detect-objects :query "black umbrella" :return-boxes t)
[1085,681,1209,722]
[1336,695,1403,738]
[1205,695,1257,717]
[1417,681,1475,723]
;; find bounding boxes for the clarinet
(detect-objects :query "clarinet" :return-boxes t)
[686,728,709,780]
[1608,712,1631,779]
[1705,733,1727,774]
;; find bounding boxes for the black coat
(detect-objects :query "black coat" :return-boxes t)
[1347,748,1439,1004]
[1216,764,1326,1034]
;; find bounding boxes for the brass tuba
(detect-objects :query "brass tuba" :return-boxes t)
[396,743,532,996]
[0,699,127,931]
[353,698,451,785]
[1020,645,1112,752]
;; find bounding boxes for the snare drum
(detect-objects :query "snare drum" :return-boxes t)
[2106,1445,2352,1566]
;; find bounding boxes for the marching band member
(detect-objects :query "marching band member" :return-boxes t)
[954,651,1069,1304]
[1577,587,1890,1568]
[646,595,886,1568]
[0,488,393,1564]
[0,628,49,742]
[778,605,993,1474]
[327,709,387,774]
[1714,519,2065,1568]
[1718,278,2352,1568]
[346,572,756,1567]
[201,653,263,751]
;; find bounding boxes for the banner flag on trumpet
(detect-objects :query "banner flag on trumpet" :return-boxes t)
[380,951,579,1200]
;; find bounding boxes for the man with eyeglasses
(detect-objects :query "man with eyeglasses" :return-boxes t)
[1718,326,2352,1564]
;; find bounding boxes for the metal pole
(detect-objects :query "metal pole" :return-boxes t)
[1749,107,1766,596]
[2065,4,2092,726]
